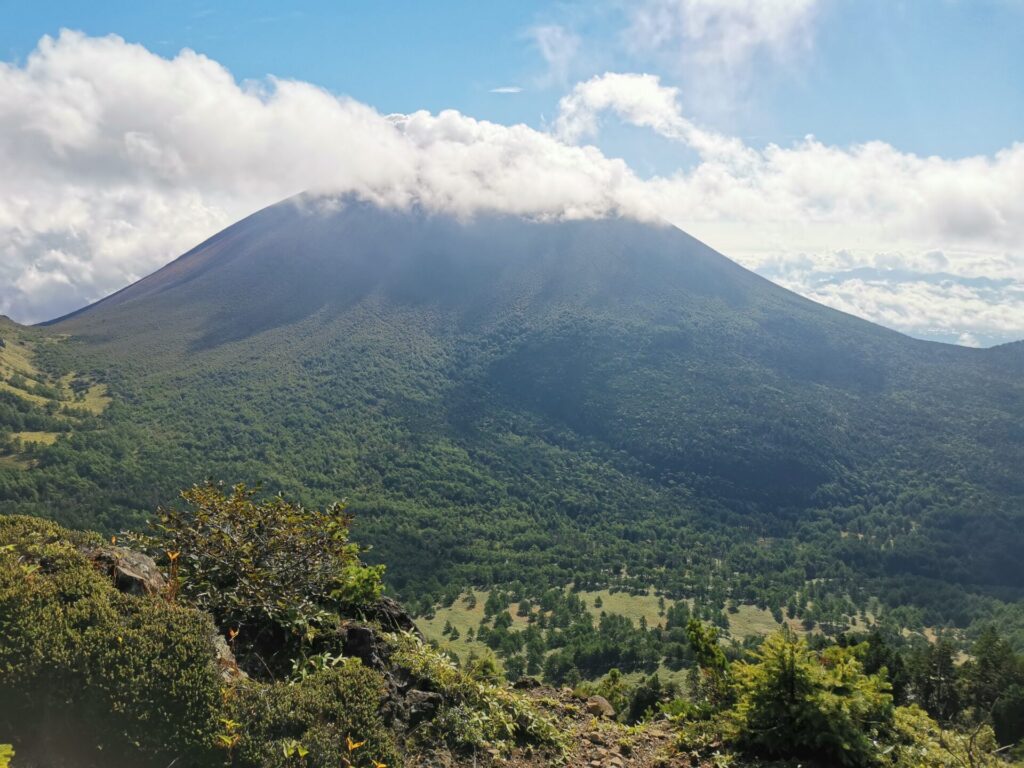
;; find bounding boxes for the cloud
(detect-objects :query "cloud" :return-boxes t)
[489,86,523,94]
[0,32,648,323]
[0,33,1021,345]
[549,73,1024,344]
[623,0,820,77]
[553,72,748,159]
[791,277,1024,347]
[528,24,581,87]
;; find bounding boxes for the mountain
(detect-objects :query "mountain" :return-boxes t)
[4,196,1023,628]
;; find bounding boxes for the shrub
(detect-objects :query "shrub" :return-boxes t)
[145,482,384,676]
[884,704,1002,768]
[730,630,892,767]
[389,632,561,755]
[0,515,221,765]
[225,659,397,768]
[685,618,731,712]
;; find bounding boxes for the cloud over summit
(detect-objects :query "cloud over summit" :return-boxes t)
[0,31,1021,345]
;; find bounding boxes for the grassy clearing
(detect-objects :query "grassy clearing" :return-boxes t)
[0,322,110,466]
[1,328,53,405]
[0,334,39,376]
[727,604,783,639]
[580,588,672,628]
[12,431,60,445]
[0,380,51,405]
[421,588,674,656]
[418,589,529,666]
[0,325,110,418]
[419,589,697,687]
[420,587,798,671]
[78,382,111,414]
[58,373,110,414]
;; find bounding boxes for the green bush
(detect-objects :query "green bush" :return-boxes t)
[0,515,221,765]
[0,512,402,767]
[225,659,397,768]
[145,482,384,677]
[731,630,892,767]
[884,704,1002,768]
[389,632,561,754]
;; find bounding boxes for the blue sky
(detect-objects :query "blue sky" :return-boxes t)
[0,1,1022,344]
[4,1,1022,159]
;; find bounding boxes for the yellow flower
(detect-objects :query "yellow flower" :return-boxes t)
[166,550,180,562]
[346,735,365,752]
[110,535,117,545]
[372,760,387,768]
[228,627,239,641]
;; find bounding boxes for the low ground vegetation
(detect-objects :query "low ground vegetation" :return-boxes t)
[2,482,1022,766]
[0,489,559,767]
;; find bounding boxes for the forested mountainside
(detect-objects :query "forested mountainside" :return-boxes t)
[1,196,1022,651]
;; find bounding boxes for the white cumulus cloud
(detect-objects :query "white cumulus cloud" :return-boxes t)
[0,33,1021,346]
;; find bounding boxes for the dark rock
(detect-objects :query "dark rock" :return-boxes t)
[586,695,616,719]
[342,624,389,670]
[83,545,167,596]
[404,689,443,725]
[513,675,542,689]
[364,595,421,636]
[340,597,423,675]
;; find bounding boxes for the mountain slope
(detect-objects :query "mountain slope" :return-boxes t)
[5,196,1023,625]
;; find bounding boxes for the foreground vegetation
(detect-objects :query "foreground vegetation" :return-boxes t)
[0,487,560,767]
[1,483,1021,767]
[662,622,1023,767]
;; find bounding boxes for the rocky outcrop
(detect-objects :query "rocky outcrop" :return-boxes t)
[404,689,443,725]
[211,633,247,682]
[340,596,422,671]
[363,595,422,635]
[79,542,248,683]
[76,540,448,732]
[586,695,616,719]
[514,676,543,689]
[81,544,167,596]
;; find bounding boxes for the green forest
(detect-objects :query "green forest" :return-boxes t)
[2,210,1024,648]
